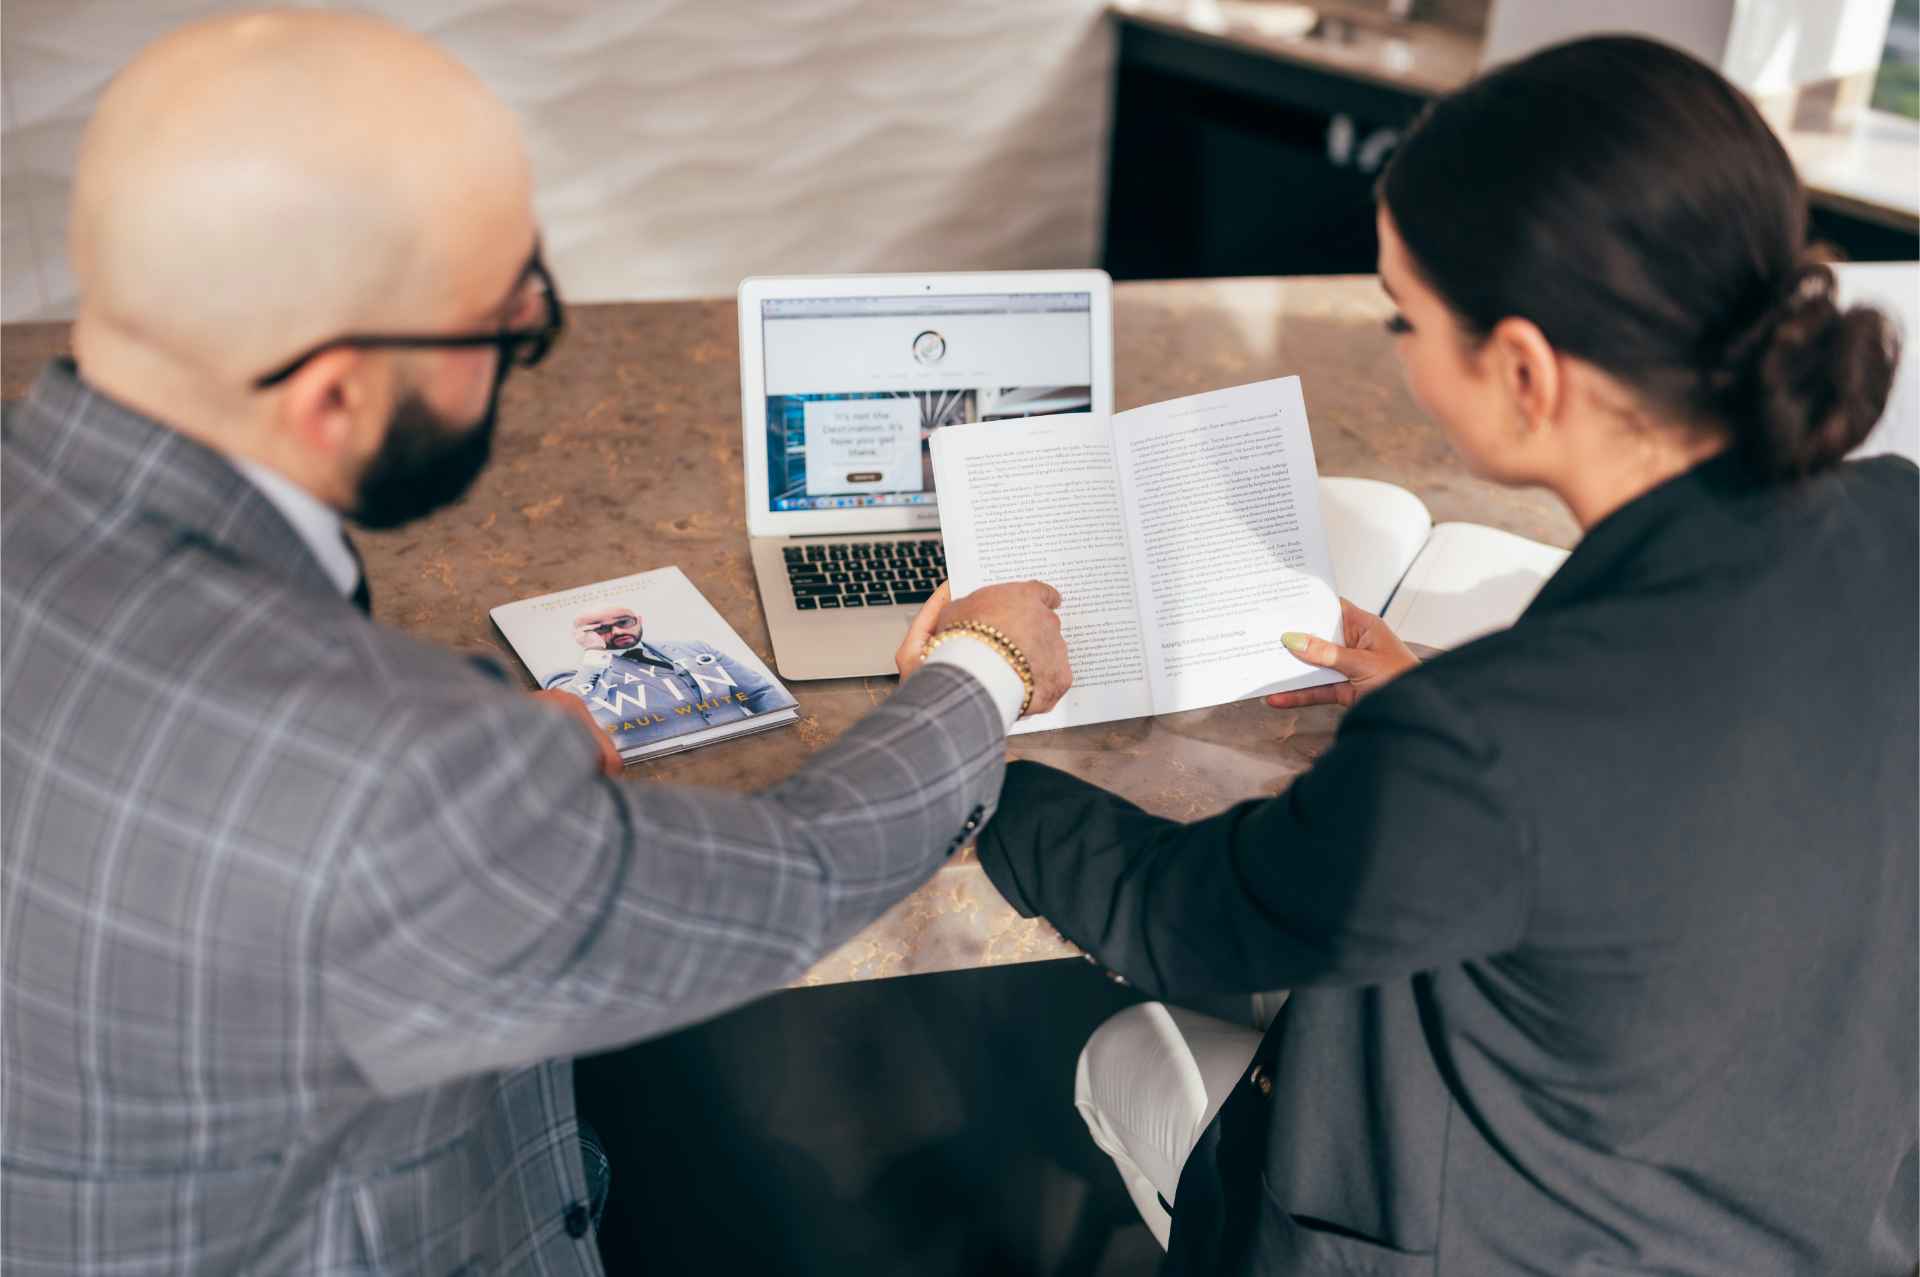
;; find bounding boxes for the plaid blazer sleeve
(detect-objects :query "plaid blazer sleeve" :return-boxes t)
[322,662,1004,1097]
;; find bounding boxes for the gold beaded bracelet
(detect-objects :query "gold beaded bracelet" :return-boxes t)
[923,620,1036,718]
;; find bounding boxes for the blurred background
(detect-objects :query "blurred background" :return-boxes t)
[4,0,1915,324]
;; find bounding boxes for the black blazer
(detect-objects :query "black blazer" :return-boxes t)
[978,453,1917,1276]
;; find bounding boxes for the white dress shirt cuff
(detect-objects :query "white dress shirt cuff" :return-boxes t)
[923,634,1025,730]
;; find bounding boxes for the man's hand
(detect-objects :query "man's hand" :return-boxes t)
[895,582,954,680]
[1266,597,1418,710]
[896,580,1073,717]
[531,688,625,776]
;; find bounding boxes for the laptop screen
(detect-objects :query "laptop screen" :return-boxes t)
[760,292,1093,513]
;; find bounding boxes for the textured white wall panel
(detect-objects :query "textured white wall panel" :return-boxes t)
[0,1,1115,320]
[3,72,44,319]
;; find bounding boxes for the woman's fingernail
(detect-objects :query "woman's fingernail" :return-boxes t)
[1281,632,1310,654]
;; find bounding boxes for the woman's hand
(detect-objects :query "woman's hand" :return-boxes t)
[1268,597,1419,710]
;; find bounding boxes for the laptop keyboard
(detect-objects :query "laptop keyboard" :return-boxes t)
[783,539,946,610]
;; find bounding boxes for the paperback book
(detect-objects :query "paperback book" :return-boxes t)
[491,566,800,761]
[929,377,1569,734]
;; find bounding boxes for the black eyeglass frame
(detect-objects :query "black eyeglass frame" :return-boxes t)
[250,251,565,390]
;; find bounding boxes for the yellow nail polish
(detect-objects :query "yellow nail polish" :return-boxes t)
[1281,632,1309,653]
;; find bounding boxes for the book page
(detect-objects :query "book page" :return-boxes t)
[1382,522,1569,650]
[1318,476,1433,615]
[930,414,1154,733]
[1111,378,1343,714]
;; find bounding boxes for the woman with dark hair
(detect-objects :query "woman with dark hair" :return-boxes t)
[975,35,1914,1276]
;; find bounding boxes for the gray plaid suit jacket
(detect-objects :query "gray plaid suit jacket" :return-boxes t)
[2,361,1007,1275]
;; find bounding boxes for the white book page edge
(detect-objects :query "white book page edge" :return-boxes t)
[1319,476,1433,615]
[621,707,800,762]
[1382,522,1569,650]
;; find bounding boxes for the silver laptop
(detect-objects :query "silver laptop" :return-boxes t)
[738,270,1114,680]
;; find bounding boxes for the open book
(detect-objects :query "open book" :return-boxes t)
[930,378,1569,734]
[1320,477,1568,650]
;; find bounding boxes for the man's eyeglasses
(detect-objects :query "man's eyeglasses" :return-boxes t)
[578,620,638,636]
[250,250,565,390]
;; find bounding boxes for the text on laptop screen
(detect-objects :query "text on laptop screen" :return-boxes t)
[761,292,1093,512]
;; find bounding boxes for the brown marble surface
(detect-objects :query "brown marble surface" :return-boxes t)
[0,277,1578,984]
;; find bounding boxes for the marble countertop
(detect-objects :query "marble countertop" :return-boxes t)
[1781,110,1920,232]
[1,276,1579,984]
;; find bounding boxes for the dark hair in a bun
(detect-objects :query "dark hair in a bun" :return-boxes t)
[1378,35,1901,481]
[1711,259,1900,477]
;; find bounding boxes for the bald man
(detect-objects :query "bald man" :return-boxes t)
[0,12,1070,1275]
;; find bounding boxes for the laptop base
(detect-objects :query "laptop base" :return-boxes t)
[750,535,943,680]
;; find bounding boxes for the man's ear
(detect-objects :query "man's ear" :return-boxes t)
[276,347,371,461]
[1486,316,1563,439]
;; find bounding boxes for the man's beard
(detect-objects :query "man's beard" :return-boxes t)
[349,387,499,530]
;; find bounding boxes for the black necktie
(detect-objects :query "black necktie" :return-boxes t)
[342,532,373,617]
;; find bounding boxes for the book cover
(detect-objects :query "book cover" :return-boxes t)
[490,566,799,760]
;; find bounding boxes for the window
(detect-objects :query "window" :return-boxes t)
[1875,0,1919,119]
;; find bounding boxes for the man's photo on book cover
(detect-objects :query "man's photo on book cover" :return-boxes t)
[541,597,794,753]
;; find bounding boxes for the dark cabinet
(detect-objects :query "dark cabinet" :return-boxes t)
[1102,17,1916,277]
[1103,20,1429,279]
